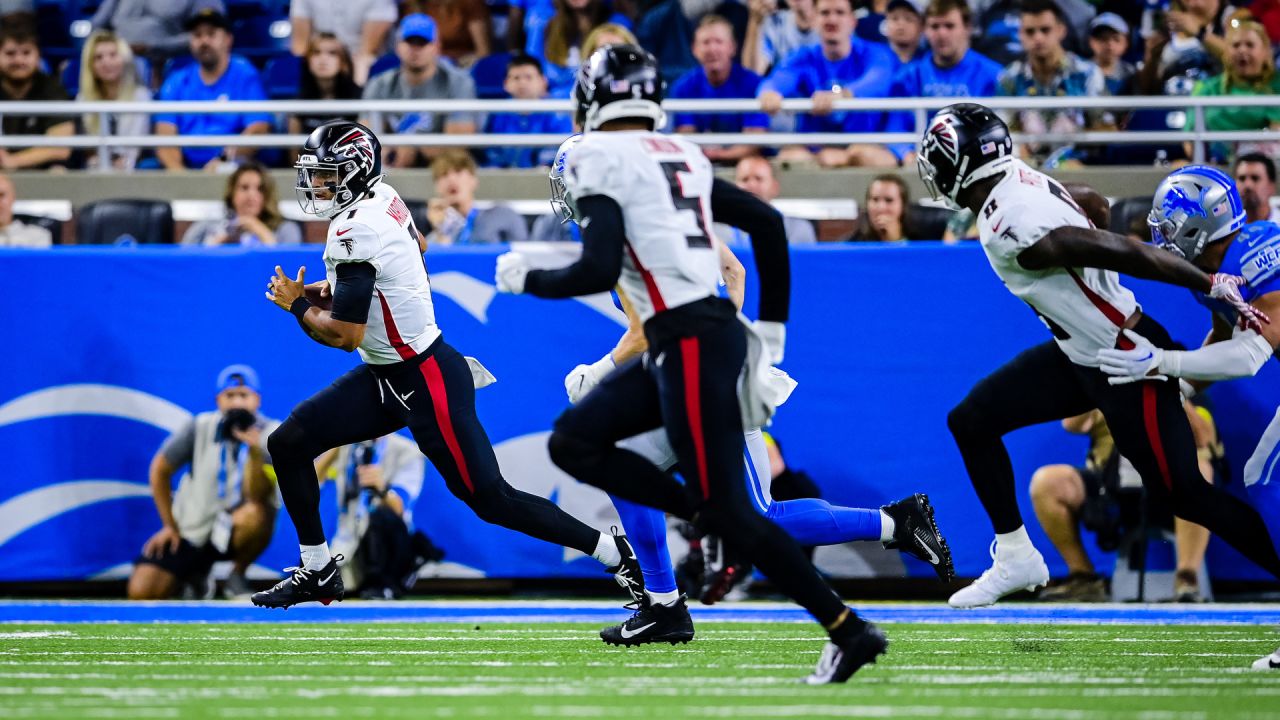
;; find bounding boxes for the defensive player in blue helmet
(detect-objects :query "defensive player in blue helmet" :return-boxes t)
[547,134,954,648]
[1096,165,1280,669]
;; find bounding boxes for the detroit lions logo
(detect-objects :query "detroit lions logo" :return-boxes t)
[1162,185,1209,220]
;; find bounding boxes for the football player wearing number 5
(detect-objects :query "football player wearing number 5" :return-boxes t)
[253,120,643,609]
[916,104,1280,610]
[494,45,888,685]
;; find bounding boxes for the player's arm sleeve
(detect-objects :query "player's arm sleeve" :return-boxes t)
[710,178,790,322]
[329,262,377,324]
[1161,330,1275,381]
[524,195,625,298]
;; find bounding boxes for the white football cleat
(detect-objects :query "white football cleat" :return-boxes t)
[949,541,1050,609]
[1251,648,1280,670]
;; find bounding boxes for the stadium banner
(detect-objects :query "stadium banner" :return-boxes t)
[2,244,1277,583]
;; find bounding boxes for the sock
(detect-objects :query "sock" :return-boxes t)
[647,589,680,606]
[300,542,331,571]
[995,526,1034,558]
[763,498,882,546]
[879,509,895,542]
[592,533,622,568]
[610,495,679,593]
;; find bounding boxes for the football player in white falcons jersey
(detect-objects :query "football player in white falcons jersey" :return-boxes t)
[493,45,887,685]
[916,103,1280,609]
[543,135,953,649]
[251,120,644,609]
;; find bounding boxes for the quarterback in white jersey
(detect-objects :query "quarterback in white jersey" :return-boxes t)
[252,121,644,610]
[494,45,887,685]
[917,103,1280,610]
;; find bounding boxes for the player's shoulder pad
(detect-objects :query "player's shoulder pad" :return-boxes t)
[327,215,381,263]
[564,134,624,200]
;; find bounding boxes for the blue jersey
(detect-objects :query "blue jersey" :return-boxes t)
[154,56,272,168]
[483,111,573,168]
[1195,221,1280,349]
[760,40,904,138]
[670,64,769,133]
[891,50,1002,99]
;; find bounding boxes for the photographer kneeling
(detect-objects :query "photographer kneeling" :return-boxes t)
[128,365,281,600]
[315,434,443,599]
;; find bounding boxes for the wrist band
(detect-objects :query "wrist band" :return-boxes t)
[290,297,313,323]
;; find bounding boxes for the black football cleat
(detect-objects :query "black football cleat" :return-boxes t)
[803,619,888,685]
[882,493,955,582]
[251,555,345,609]
[601,595,695,647]
[605,531,646,606]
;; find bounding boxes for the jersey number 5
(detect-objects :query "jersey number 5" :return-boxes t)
[659,161,713,249]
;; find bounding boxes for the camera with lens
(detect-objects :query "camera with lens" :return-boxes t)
[220,408,257,438]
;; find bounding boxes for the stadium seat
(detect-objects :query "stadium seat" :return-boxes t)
[1109,196,1152,237]
[76,200,174,245]
[471,52,512,100]
[263,55,302,99]
[906,203,956,241]
[14,213,63,244]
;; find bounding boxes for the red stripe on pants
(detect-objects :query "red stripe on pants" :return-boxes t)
[1142,383,1173,490]
[420,356,474,494]
[679,337,710,500]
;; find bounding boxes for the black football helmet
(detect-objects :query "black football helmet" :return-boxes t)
[917,103,1013,208]
[295,120,384,218]
[573,44,665,132]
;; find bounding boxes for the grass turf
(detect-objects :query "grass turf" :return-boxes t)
[1,621,1278,719]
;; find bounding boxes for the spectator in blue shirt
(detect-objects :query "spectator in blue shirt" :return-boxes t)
[154,10,271,171]
[636,0,748,86]
[670,14,769,165]
[483,55,573,168]
[884,0,927,67]
[535,0,633,97]
[891,0,1001,99]
[759,0,905,167]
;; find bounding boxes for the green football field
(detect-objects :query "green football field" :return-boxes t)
[3,621,1279,720]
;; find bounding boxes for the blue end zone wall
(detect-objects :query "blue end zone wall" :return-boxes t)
[1,245,1276,582]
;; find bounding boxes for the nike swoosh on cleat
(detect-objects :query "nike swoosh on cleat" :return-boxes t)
[619,622,657,639]
[319,570,337,585]
[914,529,941,565]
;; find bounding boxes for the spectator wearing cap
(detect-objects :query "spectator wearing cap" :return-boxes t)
[1089,12,1134,96]
[884,0,927,66]
[290,0,398,86]
[759,0,906,168]
[154,10,272,171]
[91,0,224,65]
[742,0,818,76]
[996,0,1112,162]
[713,156,817,247]
[0,172,51,247]
[0,24,72,171]
[362,14,481,169]
[482,55,573,169]
[891,0,1001,100]
[670,15,769,165]
[1235,152,1280,223]
[425,150,528,246]
[127,364,281,601]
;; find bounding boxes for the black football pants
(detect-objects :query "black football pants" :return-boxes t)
[948,316,1280,578]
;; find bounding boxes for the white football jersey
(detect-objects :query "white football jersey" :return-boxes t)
[977,160,1138,366]
[323,182,440,365]
[563,130,720,322]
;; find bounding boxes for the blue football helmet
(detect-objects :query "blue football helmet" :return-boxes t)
[548,134,583,223]
[1148,165,1246,260]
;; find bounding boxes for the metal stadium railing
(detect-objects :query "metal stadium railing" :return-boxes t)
[2,96,1279,168]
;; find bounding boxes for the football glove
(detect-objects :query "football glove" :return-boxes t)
[564,352,615,404]
[1209,273,1271,332]
[1096,329,1168,385]
[495,252,530,294]
[754,320,786,365]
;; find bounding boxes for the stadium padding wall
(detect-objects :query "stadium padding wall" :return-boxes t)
[2,245,1277,583]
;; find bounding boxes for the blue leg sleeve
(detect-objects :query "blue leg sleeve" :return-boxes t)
[610,494,678,594]
[764,498,882,546]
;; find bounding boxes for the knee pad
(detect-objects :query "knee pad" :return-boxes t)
[267,419,321,463]
[548,429,600,475]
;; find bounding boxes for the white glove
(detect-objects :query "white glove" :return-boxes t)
[754,320,786,364]
[1209,273,1271,332]
[495,252,530,294]
[564,352,615,404]
[1096,329,1168,385]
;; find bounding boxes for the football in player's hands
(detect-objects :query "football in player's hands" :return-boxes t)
[305,281,333,311]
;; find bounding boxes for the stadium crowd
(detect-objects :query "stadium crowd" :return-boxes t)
[1,0,1279,245]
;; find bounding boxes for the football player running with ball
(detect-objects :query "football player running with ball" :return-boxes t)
[494,45,887,684]
[915,104,1280,609]
[1093,166,1280,668]
[252,121,642,609]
